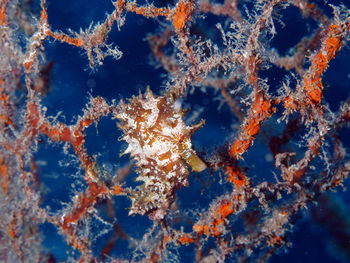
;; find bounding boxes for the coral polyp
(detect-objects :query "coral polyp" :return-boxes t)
[114,88,206,217]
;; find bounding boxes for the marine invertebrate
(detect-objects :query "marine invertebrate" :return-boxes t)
[114,88,206,218]
[1,0,350,262]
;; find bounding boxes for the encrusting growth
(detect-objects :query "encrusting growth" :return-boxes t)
[114,88,206,219]
[1,0,350,262]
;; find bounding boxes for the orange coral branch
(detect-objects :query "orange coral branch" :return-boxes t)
[230,91,275,158]
[172,0,194,31]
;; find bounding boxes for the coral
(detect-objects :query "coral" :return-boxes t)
[0,0,350,262]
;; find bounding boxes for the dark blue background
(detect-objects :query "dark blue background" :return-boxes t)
[33,0,350,262]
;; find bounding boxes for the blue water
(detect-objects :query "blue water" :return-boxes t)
[32,0,350,262]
